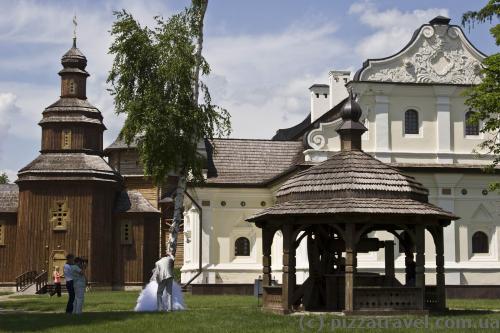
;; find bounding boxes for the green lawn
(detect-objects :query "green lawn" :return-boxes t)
[1,292,500,333]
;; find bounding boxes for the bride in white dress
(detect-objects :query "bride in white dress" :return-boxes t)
[135,269,186,312]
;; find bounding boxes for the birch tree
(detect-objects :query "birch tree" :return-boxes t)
[108,0,230,256]
[462,0,500,190]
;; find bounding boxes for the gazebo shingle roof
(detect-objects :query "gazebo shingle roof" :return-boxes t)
[0,184,18,213]
[276,150,428,202]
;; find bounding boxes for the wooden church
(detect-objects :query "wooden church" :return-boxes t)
[0,38,160,291]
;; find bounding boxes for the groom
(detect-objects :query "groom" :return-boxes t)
[154,252,175,312]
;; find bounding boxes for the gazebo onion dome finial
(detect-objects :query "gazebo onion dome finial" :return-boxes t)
[341,91,362,122]
[336,91,367,151]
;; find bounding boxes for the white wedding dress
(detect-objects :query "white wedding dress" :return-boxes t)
[135,278,186,312]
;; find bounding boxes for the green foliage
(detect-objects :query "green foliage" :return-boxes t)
[462,0,500,191]
[0,172,9,184]
[2,293,500,332]
[107,3,230,185]
[173,267,182,282]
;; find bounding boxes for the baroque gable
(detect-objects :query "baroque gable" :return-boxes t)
[355,18,486,85]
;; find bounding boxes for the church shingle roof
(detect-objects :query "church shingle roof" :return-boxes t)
[0,184,18,213]
[18,153,120,182]
[114,190,160,214]
[206,138,305,186]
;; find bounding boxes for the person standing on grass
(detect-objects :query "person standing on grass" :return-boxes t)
[72,257,87,314]
[154,252,174,312]
[63,254,76,313]
[50,266,62,297]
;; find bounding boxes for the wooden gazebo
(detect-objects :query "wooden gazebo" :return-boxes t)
[247,95,458,314]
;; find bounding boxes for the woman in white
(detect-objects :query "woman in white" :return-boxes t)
[135,266,186,312]
[72,257,86,314]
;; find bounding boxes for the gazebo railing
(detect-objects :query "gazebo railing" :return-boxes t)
[263,286,283,311]
[354,287,422,310]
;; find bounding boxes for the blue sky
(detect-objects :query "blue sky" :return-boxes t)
[0,0,497,181]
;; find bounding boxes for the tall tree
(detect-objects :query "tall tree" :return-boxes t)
[108,0,230,256]
[462,0,500,190]
[0,172,9,184]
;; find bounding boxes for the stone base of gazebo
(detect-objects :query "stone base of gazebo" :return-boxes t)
[261,284,440,315]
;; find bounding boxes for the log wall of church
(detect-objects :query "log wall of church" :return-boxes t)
[112,215,159,286]
[14,182,116,284]
[89,187,116,285]
[0,214,17,283]
[41,125,103,152]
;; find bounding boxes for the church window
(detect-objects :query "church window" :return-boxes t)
[465,111,479,136]
[472,231,489,254]
[69,79,76,95]
[235,237,250,256]
[121,220,133,245]
[0,221,5,245]
[404,109,419,134]
[50,201,70,231]
[62,130,72,149]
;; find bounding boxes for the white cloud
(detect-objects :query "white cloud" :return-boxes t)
[0,92,19,160]
[349,1,449,59]
[204,21,350,138]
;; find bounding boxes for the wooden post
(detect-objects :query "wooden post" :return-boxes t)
[384,240,395,286]
[344,223,355,312]
[262,227,274,287]
[435,226,446,310]
[281,224,296,313]
[415,224,425,309]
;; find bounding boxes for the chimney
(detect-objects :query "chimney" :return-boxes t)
[309,84,330,122]
[329,71,351,108]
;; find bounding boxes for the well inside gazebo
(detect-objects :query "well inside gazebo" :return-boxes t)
[247,95,457,315]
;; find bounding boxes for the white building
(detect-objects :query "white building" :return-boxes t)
[182,16,499,287]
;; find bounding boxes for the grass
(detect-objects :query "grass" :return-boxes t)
[1,292,500,332]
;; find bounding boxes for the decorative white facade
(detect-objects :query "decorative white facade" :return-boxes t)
[182,17,499,286]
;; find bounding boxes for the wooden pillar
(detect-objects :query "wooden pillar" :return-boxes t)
[262,227,274,287]
[344,223,355,312]
[281,224,296,313]
[415,224,426,309]
[384,240,395,286]
[435,226,446,310]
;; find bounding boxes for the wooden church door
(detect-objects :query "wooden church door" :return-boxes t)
[49,250,66,282]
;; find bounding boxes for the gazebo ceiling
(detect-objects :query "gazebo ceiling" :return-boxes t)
[247,94,458,224]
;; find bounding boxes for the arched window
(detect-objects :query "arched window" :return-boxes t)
[465,111,479,136]
[404,109,419,134]
[472,231,489,254]
[235,237,250,256]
